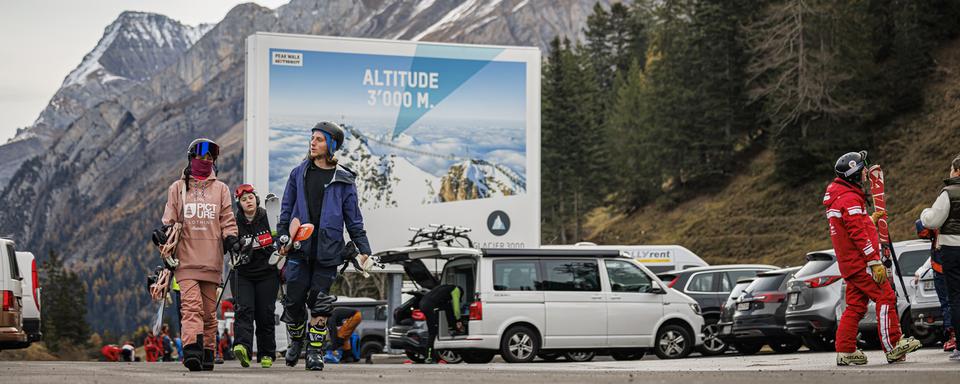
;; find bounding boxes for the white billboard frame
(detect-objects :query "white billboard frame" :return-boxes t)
[244,32,541,250]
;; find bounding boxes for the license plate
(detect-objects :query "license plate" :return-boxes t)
[924,280,935,291]
[737,302,751,311]
[789,293,799,305]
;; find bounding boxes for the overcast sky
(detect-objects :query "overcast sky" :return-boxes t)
[0,0,289,143]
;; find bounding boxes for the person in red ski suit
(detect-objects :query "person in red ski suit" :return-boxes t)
[826,151,920,365]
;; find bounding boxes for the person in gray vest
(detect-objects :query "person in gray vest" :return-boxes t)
[921,154,960,361]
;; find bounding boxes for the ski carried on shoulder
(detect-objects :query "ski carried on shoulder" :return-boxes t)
[866,165,912,305]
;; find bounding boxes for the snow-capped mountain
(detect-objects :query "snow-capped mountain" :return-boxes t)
[340,126,525,208]
[438,159,527,202]
[0,12,210,185]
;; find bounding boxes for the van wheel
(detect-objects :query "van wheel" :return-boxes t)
[611,350,646,361]
[462,351,496,364]
[655,324,693,359]
[564,351,595,362]
[500,325,540,363]
[437,349,463,364]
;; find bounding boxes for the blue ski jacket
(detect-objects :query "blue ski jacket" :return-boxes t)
[278,160,372,267]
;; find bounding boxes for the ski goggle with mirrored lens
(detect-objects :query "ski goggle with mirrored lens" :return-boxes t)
[192,141,219,159]
[235,184,256,200]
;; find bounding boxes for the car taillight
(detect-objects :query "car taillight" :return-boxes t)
[469,300,483,321]
[32,259,40,311]
[752,292,787,303]
[805,276,841,288]
[1,291,12,311]
[667,277,679,288]
[411,309,425,321]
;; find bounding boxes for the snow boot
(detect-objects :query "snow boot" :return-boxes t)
[305,324,326,371]
[182,335,204,372]
[203,348,215,371]
[285,322,306,367]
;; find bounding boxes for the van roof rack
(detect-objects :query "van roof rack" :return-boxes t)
[481,249,626,258]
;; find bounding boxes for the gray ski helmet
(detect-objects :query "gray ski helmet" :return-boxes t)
[188,138,219,160]
[834,150,868,183]
[311,121,345,155]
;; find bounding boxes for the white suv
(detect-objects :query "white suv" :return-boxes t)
[375,246,704,363]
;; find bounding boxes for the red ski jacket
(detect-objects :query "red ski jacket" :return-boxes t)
[823,178,882,278]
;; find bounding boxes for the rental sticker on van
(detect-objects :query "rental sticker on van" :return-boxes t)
[634,250,673,263]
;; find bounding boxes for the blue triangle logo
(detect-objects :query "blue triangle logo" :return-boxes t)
[392,44,504,138]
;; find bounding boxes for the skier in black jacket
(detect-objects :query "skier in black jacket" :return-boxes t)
[231,184,280,368]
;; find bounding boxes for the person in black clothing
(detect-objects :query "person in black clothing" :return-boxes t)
[419,284,464,363]
[230,184,280,368]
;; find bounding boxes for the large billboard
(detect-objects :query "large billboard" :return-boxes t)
[245,33,540,250]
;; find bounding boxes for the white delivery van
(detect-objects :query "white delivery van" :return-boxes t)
[542,243,708,274]
[15,252,41,343]
[375,246,704,363]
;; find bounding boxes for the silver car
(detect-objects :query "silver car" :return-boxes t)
[786,240,930,351]
[853,240,933,348]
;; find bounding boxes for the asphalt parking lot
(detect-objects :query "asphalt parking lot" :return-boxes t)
[2,348,957,383]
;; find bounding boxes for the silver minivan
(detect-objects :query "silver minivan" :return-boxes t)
[375,246,704,363]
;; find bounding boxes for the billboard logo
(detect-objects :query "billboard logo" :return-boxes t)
[272,51,302,67]
[487,210,511,236]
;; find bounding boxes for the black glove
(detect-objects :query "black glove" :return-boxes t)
[224,235,240,253]
[151,225,172,247]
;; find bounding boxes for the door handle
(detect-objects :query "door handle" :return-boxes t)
[610,296,622,300]
[591,296,603,300]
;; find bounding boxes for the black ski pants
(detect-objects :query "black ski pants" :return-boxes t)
[232,272,280,361]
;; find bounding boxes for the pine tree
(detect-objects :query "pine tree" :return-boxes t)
[41,250,92,353]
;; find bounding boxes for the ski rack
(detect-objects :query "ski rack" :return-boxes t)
[407,224,474,248]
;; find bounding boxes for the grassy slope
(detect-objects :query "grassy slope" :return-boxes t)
[585,38,960,267]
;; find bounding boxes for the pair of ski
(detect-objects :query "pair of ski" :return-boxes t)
[866,165,912,312]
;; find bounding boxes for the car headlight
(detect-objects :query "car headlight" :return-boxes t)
[690,303,701,315]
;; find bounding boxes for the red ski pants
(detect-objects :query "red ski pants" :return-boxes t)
[835,270,901,353]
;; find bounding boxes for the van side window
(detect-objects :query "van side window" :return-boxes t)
[542,259,601,292]
[605,260,653,293]
[493,260,540,291]
[6,244,20,280]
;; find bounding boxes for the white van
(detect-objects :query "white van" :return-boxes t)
[541,243,708,274]
[15,252,41,343]
[0,238,28,349]
[375,246,704,363]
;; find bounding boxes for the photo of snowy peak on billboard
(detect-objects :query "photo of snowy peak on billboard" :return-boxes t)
[267,48,527,209]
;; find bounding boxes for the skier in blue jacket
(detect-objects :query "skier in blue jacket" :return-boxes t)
[277,121,373,371]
